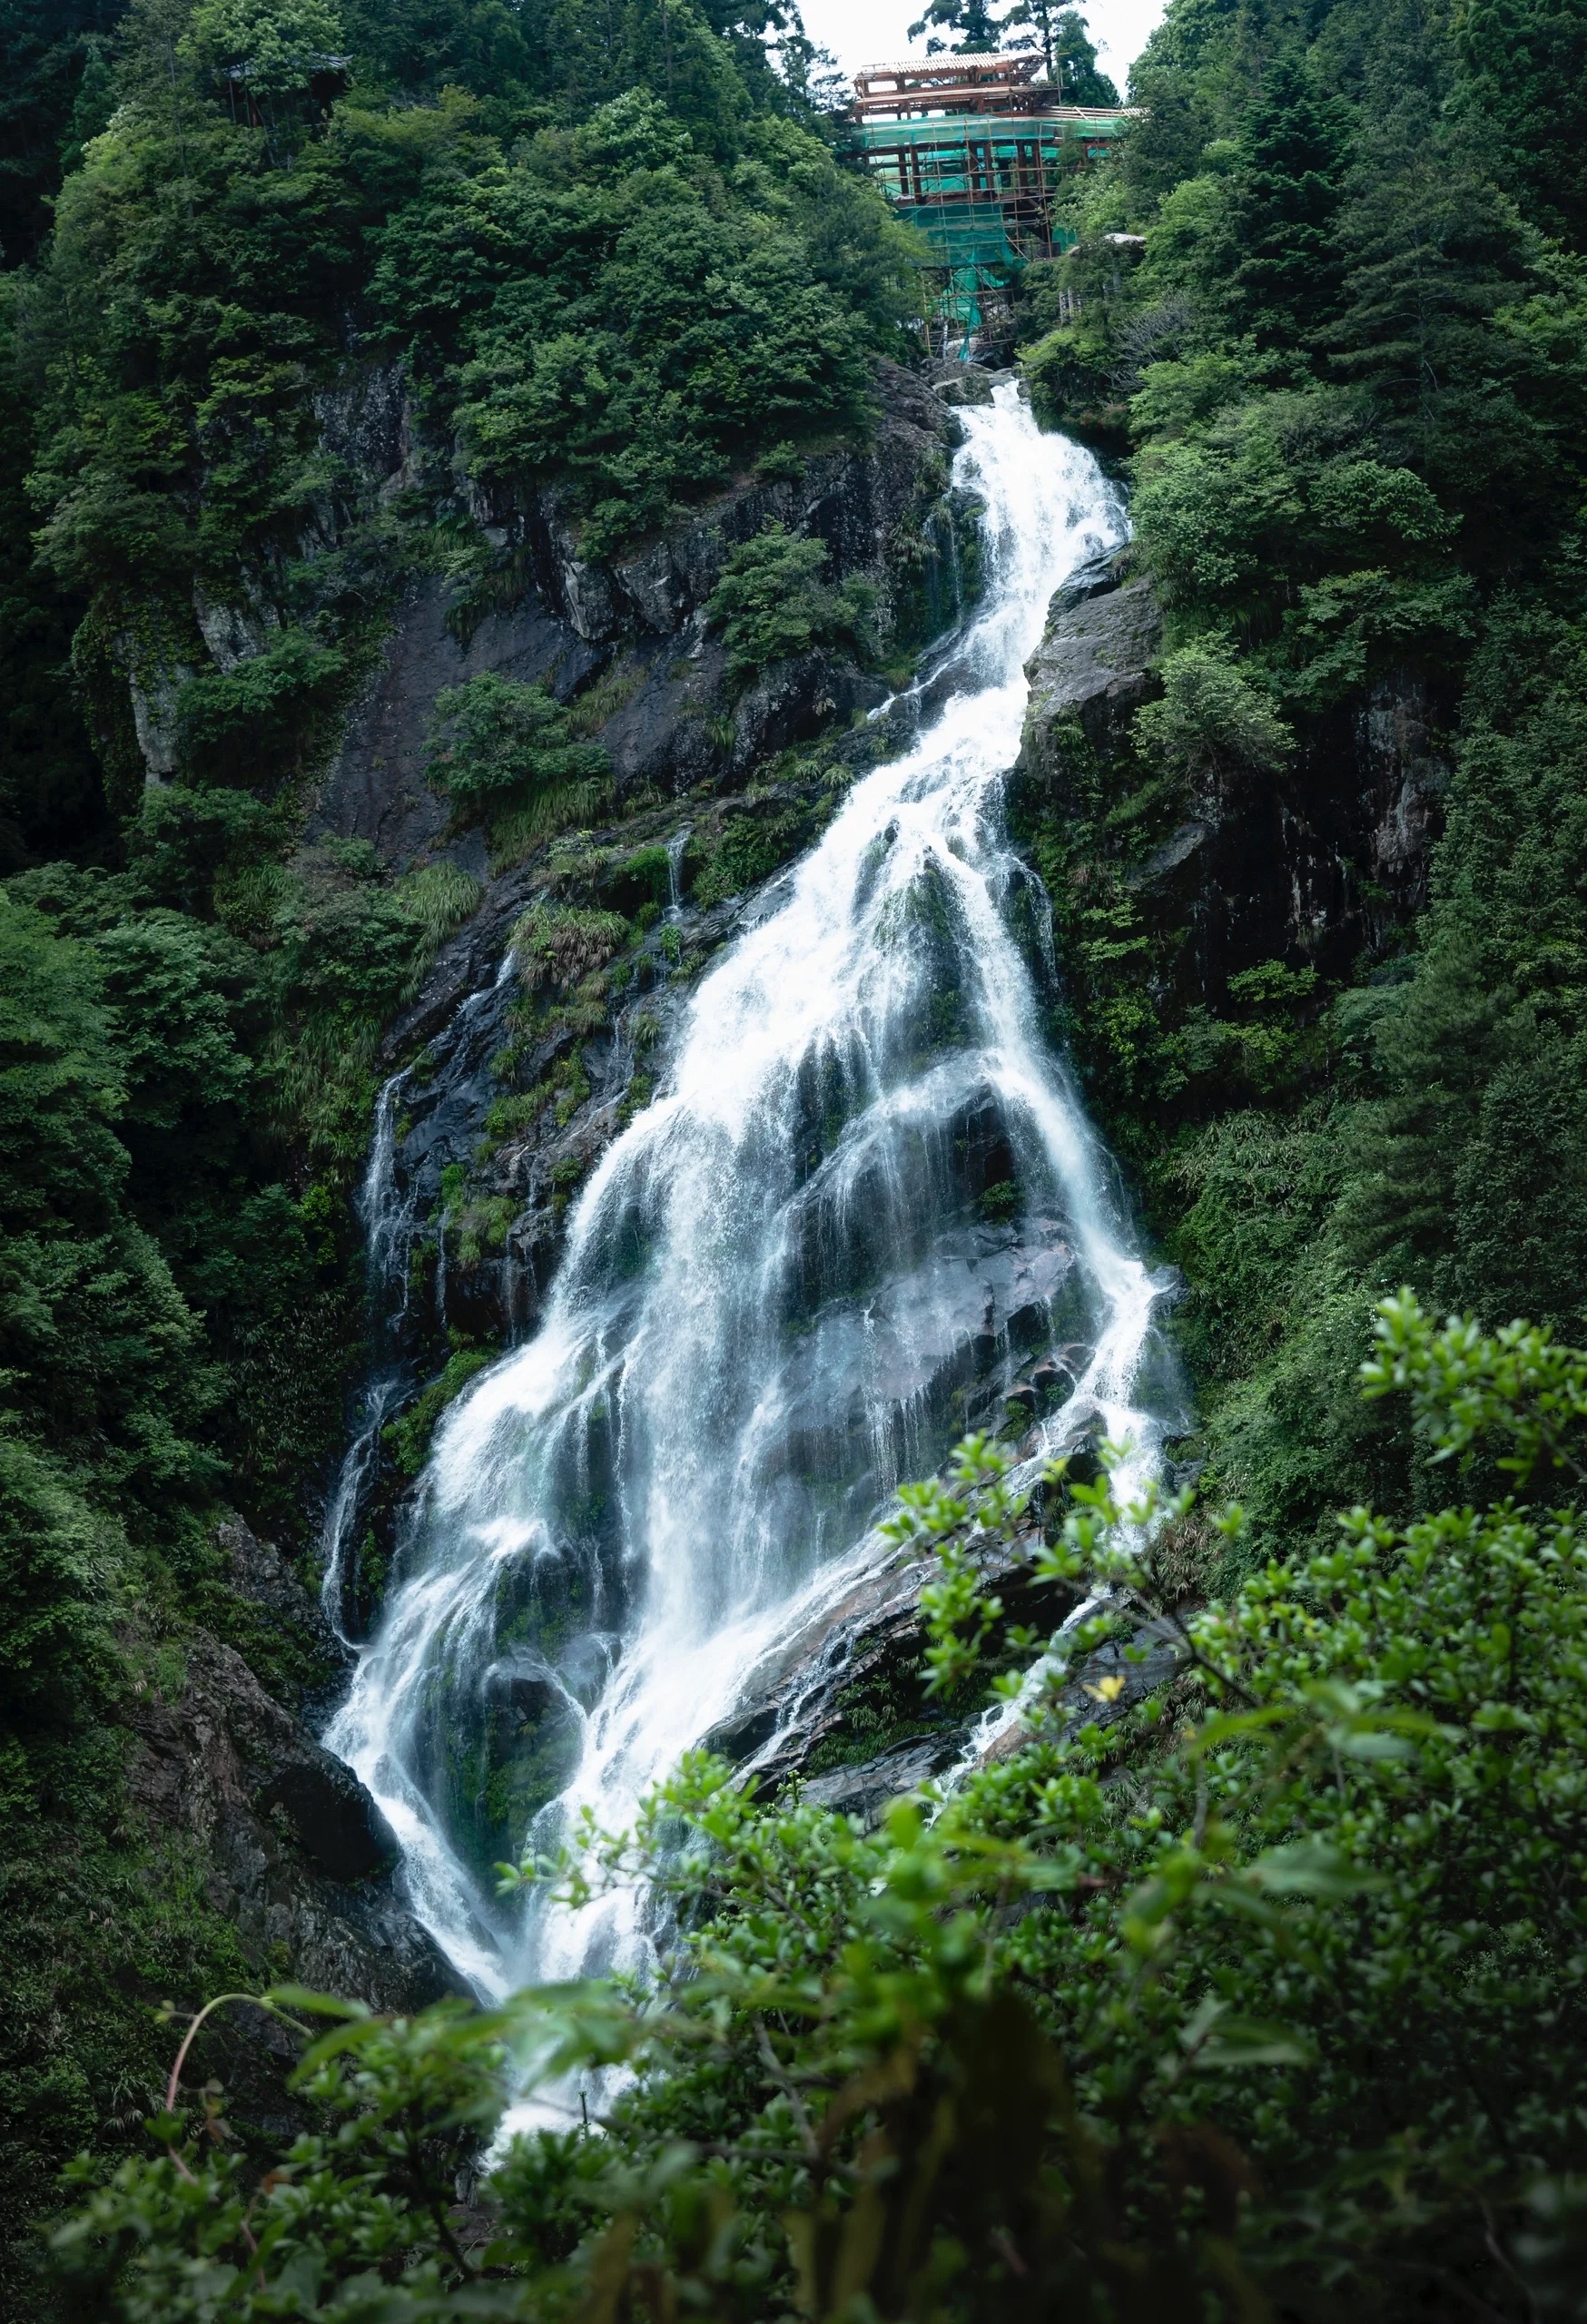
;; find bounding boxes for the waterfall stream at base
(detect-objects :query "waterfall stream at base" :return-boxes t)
[326,387,1172,2023]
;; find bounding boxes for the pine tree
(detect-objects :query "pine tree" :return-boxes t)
[1324,94,1584,561]
[1222,55,1350,346]
[908,0,1004,55]
[907,0,1119,89]
[1455,0,1587,251]
[1001,2,1119,98]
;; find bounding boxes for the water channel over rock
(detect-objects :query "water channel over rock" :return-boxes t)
[326,388,1173,2007]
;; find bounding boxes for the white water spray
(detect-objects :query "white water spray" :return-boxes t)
[328,389,1168,2003]
[318,1071,417,1642]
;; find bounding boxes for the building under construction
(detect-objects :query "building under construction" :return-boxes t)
[840,54,1136,344]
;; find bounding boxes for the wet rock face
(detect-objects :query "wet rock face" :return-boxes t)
[523,362,959,649]
[700,1446,1187,1826]
[1020,577,1164,765]
[125,1622,461,2014]
[316,378,1089,1732]
[325,362,970,1505]
[340,746,1108,1638]
[310,586,604,870]
[328,780,851,1635]
[377,814,786,1342]
[310,363,976,1643]
[1012,568,1452,1008]
[1355,674,1449,920]
[218,1512,349,1723]
[928,361,997,409]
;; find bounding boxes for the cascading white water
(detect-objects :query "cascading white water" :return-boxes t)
[319,1073,416,1641]
[327,388,1167,2003]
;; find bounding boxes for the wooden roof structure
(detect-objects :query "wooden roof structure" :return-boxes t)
[850,53,1052,120]
[842,56,1138,340]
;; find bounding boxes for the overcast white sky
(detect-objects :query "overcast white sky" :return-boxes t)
[794,0,1167,97]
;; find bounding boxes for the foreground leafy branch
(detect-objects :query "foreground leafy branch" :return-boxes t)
[52,1297,1587,2320]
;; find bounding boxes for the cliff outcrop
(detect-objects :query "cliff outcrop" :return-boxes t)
[1008,561,1452,1106]
[1020,571,1163,763]
[125,1518,458,2019]
[309,360,967,872]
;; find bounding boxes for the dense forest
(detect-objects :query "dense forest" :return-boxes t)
[4,0,1587,2314]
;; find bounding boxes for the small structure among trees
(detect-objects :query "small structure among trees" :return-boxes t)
[842,48,1136,347]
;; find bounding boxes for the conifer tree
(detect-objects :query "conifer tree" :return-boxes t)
[1222,55,1350,346]
[1455,0,1587,250]
[906,0,1118,95]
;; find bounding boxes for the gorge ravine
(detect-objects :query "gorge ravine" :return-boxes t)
[324,388,1175,2011]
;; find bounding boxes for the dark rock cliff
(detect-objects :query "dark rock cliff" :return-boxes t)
[125,1517,460,2020]
[1020,572,1163,763]
[1008,563,1451,1029]
[310,360,966,871]
[699,1450,1185,1825]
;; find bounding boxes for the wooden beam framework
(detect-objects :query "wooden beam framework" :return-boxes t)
[839,60,1137,341]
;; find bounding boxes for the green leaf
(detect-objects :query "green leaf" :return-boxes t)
[261,1985,371,2018]
[1193,2017,1314,2069]
[1247,1842,1378,1898]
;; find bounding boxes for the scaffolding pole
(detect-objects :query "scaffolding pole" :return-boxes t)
[841,59,1137,342]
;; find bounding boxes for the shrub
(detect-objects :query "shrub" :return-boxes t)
[50,1297,1587,2320]
[175,631,348,791]
[393,860,483,952]
[383,1340,496,1478]
[1132,640,1294,790]
[705,521,877,681]
[426,673,613,839]
[509,901,630,992]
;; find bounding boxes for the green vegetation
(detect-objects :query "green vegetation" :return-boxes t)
[1002,0,1587,1570]
[688,799,808,906]
[706,520,878,681]
[444,93,899,559]
[0,812,491,2306]
[1130,640,1294,787]
[48,1301,1587,2315]
[427,672,613,852]
[382,1336,496,1478]
[511,901,633,993]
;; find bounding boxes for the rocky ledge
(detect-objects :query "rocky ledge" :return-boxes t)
[1020,571,1164,776]
[1010,556,1452,1004]
[701,1426,1188,1826]
[127,1516,459,2019]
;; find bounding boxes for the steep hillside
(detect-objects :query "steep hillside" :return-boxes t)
[1009,0,1587,1560]
[0,0,937,2299]
[10,0,1587,2317]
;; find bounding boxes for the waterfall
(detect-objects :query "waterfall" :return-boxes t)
[319,1070,418,1642]
[326,387,1168,2004]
